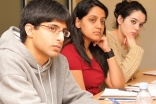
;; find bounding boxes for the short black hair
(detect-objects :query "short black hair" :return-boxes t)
[19,0,71,43]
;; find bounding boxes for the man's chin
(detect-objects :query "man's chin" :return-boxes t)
[49,53,59,58]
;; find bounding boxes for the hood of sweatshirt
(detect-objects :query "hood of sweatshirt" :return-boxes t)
[0,26,41,70]
[0,26,100,104]
[0,26,54,103]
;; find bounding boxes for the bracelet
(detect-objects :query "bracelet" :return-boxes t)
[105,49,114,59]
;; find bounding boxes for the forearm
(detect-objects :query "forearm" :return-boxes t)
[106,56,125,88]
[120,44,144,82]
[102,47,125,88]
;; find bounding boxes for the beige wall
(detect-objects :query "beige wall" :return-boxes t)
[0,0,155,69]
[0,0,21,35]
[0,0,66,36]
[100,0,156,69]
[57,0,66,6]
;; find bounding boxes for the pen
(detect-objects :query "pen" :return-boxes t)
[99,97,135,101]
[109,98,120,104]
[127,85,139,87]
[118,88,138,93]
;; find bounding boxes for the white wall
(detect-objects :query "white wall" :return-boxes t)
[100,0,156,69]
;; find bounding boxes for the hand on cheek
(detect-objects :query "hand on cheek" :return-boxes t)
[124,33,137,45]
[124,38,128,45]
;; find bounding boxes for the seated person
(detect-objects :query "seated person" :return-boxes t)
[61,0,125,96]
[106,0,147,82]
[0,0,100,103]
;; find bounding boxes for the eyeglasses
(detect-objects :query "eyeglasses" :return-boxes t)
[39,24,70,37]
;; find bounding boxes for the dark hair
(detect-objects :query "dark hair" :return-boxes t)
[64,0,109,77]
[19,0,71,43]
[113,0,147,29]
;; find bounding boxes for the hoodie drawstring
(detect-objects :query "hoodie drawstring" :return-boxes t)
[37,64,48,103]
[48,69,54,104]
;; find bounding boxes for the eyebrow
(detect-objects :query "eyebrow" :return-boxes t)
[131,18,145,24]
[49,24,67,30]
[89,15,106,19]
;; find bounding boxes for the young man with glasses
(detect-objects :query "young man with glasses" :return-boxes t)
[0,0,100,104]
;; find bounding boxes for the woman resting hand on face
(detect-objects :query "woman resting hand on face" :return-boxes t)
[61,0,125,96]
[106,0,147,83]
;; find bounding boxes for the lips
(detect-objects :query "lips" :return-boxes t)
[93,31,101,35]
[131,32,137,37]
[53,44,62,51]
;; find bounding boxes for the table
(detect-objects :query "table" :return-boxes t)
[94,69,156,104]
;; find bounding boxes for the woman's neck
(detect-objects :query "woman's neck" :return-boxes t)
[84,38,93,59]
[112,29,127,49]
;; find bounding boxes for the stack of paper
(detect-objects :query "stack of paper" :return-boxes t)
[99,84,156,102]
[125,83,156,97]
[100,88,137,99]
[99,88,136,102]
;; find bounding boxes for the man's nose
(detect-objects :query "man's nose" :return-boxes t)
[57,31,64,41]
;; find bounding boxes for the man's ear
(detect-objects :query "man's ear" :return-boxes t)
[25,23,34,37]
[75,17,81,28]
[117,15,124,24]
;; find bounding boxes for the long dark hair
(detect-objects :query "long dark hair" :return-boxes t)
[113,0,147,29]
[63,0,109,77]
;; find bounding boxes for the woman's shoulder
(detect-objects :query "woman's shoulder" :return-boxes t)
[61,43,77,55]
[106,30,116,40]
[106,30,114,37]
[62,43,75,51]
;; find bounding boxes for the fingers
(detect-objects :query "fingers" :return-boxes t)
[124,38,127,45]
[124,33,137,45]
[93,41,98,46]
[93,35,107,46]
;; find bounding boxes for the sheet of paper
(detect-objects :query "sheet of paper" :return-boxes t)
[101,88,137,97]
[125,83,156,97]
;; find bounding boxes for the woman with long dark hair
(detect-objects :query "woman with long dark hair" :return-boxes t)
[61,0,125,95]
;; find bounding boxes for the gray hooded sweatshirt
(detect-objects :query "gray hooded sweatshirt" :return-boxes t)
[0,26,100,104]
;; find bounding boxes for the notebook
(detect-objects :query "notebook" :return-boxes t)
[99,85,156,101]
[142,70,156,76]
[99,88,137,102]
[99,88,137,100]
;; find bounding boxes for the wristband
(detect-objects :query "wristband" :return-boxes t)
[105,49,114,59]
